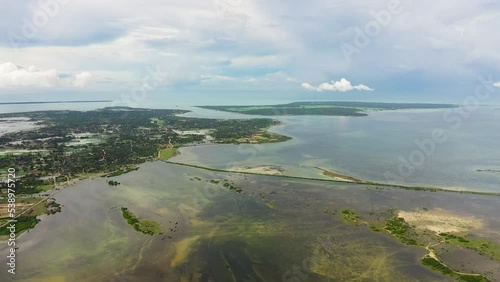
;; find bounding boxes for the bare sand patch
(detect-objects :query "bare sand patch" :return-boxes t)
[314,166,363,182]
[0,202,35,217]
[230,165,285,175]
[399,208,484,234]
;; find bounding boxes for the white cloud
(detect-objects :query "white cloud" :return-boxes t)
[1,1,499,100]
[494,82,500,88]
[0,62,98,89]
[74,72,93,87]
[0,62,59,88]
[301,78,374,92]
[301,82,316,91]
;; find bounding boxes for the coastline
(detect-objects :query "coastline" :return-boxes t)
[163,160,500,197]
[2,157,499,281]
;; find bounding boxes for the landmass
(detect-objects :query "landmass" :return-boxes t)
[477,169,500,174]
[313,166,364,182]
[1,105,499,281]
[0,100,112,105]
[198,101,457,116]
[0,107,290,194]
[0,107,291,233]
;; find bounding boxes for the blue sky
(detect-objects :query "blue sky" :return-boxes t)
[0,0,500,105]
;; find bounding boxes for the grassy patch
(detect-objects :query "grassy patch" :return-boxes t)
[138,219,161,235]
[159,147,177,160]
[384,217,417,245]
[421,257,490,282]
[439,233,500,261]
[340,209,360,224]
[38,184,55,191]
[0,216,40,236]
[120,207,160,235]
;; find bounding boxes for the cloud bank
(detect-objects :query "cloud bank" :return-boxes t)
[0,62,58,88]
[302,78,374,92]
[0,62,95,89]
[1,1,499,103]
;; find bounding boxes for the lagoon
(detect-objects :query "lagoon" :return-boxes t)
[175,106,500,192]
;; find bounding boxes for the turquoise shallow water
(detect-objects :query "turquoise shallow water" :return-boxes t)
[2,103,499,191]
[174,106,500,192]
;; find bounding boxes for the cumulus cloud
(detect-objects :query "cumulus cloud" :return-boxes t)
[74,72,93,87]
[494,82,500,88]
[301,78,374,92]
[0,62,97,89]
[0,62,59,88]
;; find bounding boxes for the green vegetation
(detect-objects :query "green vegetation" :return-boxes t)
[421,257,490,282]
[105,167,139,177]
[45,199,62,215]
[0,107,291,196]
[340,209,360,224]
[223,182,242,193]
[384,217,417,245]
[159,147,177,160]
[108,180,120,186]
[164,161,500,197]
[439,233,500,261]
[0,216,40,236]
[120,207,160,235]
[199,101,456,116]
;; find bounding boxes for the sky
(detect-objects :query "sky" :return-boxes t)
[0,0,500,106]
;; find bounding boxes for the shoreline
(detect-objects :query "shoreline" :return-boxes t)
[163,160,500,197]
[0,173,103,231]
[2,158,499,280]
[2,152,499,234]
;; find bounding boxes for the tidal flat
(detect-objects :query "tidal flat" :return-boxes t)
[1,161,498,281]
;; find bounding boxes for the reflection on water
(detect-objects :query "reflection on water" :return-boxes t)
[5,162,498,281]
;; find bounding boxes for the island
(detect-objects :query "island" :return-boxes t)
[198,101,457,116]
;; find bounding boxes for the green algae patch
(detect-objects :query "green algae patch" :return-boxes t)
[170,235,202,267]
[307,232,406,281]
